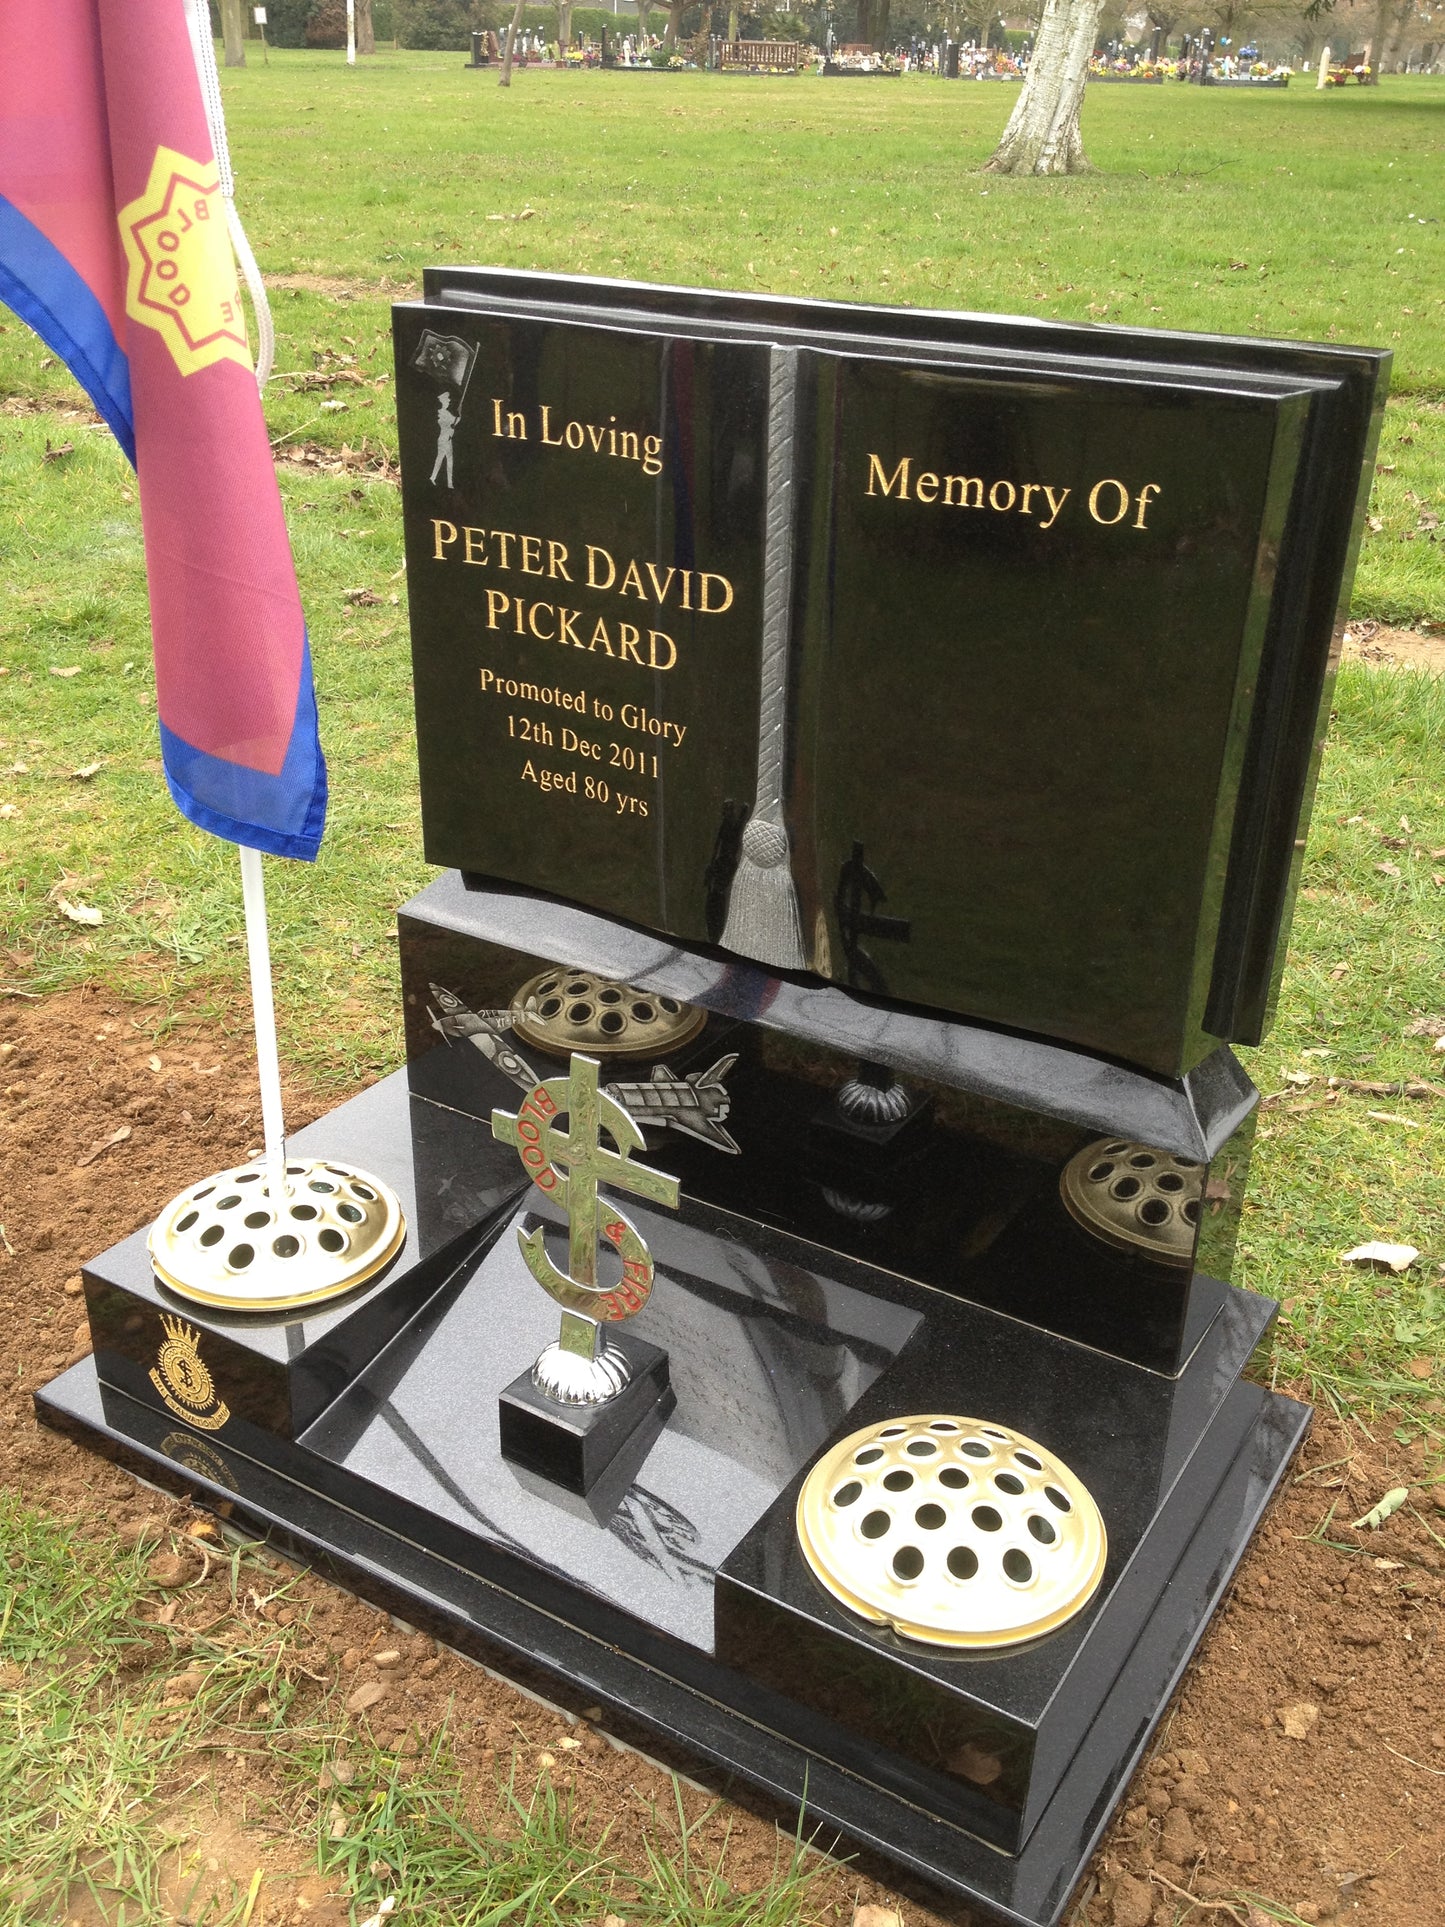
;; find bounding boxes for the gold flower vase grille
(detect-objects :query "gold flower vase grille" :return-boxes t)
[510,968,707,1060]
[797,1416,1107,1650]
[1059,1137,1204,1265]
[149,1157,406,1312]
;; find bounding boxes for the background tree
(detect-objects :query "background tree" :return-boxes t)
[356,0,377,50]
[985,0,1103,175]
[220,0,248,63]
[499,0,528,76]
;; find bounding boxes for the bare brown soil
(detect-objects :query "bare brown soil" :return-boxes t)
[1341,621,1445,674]
[2,987,1443,1927]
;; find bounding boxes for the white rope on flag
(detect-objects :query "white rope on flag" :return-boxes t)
[183,0,276,393]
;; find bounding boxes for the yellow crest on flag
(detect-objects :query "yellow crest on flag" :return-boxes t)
[118,147,250,377]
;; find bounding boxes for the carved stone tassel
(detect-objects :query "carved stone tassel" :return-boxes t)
[720,346,807,972]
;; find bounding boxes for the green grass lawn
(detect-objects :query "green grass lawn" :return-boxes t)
[2,55,1443,1403]
[3,54,1445,1924]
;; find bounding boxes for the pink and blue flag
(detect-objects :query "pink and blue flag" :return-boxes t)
[0,1,326,859]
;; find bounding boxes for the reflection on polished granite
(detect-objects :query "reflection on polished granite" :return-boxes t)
[305,1194,920,1651]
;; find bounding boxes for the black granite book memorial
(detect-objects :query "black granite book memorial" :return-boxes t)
[38,277,1386,1927]
[395,275,1384,1076]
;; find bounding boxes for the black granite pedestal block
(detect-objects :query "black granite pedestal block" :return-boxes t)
[399,873,1259,1375]
[81,1074,527,1447]
[498,1329,674,1501]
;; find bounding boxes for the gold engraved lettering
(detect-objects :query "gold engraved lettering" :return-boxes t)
[486,589,510,629]
[540,404,564,447]
[943,475,984,508]
[432,517,458,559]
[1133,484,1162,530]
[547,539,572,581]
[989,479,1017,513]
[867,453,911,499]
[1039,485,1071,529]
[463,525,487,565]
[587,544,616,591]
[618,623,644,665]
[1088,479,1131,526]
[914,470,939,504]
[698,573,733,614]
[619,558,648,601]
[521,534,543,575]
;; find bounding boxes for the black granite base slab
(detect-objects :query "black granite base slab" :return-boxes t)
[71,1161,1281,1841]
[498,1328,675,1500]
[36,1358,1308,1927]
[79,1072,527,1440]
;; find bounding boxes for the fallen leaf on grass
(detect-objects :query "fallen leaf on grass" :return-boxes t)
[1405,1016,1445,1039]
[147,1053,162,1072]
[343,586,380,606]
[1341,1242,1420,1273]
[1366,1110,1420,1128]
[49,664,81,678]
[1372,1557,1405,1570]
[1353,1486,1409,1529]
[55,897,103,926]
[75,1124,131,1167]
[69,762,102,780]
[1375,861,1402,878]
[43,438,74,462]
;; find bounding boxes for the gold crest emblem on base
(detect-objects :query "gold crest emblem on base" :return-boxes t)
[149,1314,231,1431]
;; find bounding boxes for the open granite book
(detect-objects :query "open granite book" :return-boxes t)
[395,278,1384,1077]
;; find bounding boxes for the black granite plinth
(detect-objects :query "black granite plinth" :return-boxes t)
[82,1074,527,1443]
[399,873,1257,1375]
[499,1326,674,1501]
[39,1062,1309,1924]
[37,1324,1308,1927]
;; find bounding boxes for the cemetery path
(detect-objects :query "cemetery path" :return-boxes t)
[1,985,1442,1927]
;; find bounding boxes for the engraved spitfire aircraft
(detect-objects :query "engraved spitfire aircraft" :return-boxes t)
[426,982,741,1155]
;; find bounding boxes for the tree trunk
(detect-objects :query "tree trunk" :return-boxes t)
[727,4,739,40]
[985,0,1103,176]
[499,0,527,83]
[355,0,375,54]
[855,0,873,45]
[219,0,247,66]
[1384,0,1417,69]
[558,0,573,50]
[875,0,891,46]
[662,0,685,48]
[635,0,651,37]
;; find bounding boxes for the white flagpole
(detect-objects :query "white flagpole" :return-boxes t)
[185,0,293,1205]
[347,0,356,63]
[239,846,291,1203]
